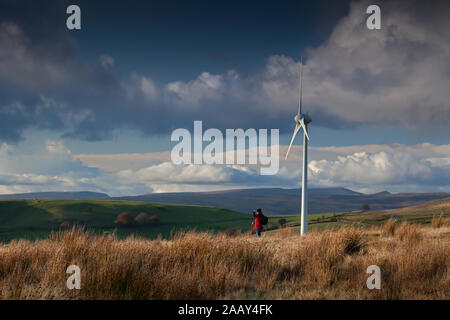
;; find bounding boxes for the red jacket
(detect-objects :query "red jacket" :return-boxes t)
[253,212,263,230]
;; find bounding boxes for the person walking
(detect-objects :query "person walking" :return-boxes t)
[252,208,264,237]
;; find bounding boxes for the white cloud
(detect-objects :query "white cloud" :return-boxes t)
[308,150,450,193]
[1,138,450,195]
[0,140,132,195]
[75,151,170,171]
[75,143,450,194]
[45,140,71,154]
[166,72,225,107]
[117,162,231,184]
[100,55,115,69]
[115,161,284,193]
[140,76,158,101]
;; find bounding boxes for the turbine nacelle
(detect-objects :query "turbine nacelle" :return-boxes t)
[295,113,312,125]
[285,113,311,160]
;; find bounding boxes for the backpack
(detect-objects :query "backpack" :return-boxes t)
[260,215,268,225]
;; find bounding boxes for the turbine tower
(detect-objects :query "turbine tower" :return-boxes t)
[285,57,311,235]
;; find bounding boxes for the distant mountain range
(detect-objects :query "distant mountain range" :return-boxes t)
[1,188,449,214]
[113,187,450,214]
[0,191,110,200]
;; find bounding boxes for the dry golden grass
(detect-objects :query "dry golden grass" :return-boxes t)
[432,214,450,229]
[277,226,293,238]
[381,218,397,237]
[0,225,448,300]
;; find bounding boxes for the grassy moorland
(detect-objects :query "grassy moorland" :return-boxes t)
[0,220,448,300]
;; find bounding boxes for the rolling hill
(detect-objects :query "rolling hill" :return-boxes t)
[342,196,450,224]
[267,197,450,234]
[0,199,253,242]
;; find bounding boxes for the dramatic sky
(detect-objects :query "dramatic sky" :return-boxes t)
[0,0,449,195]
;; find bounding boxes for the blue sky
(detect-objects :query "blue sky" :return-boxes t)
[0,0,449,195]
[71,1,347,81]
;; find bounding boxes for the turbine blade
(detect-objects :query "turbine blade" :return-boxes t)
[297,56,303,116]
[300,118,310,141]
[285,122,301,160]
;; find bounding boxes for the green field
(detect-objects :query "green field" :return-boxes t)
[0,199,339,242]
[0,199,255,242]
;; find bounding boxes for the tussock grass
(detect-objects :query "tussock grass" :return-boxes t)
[0,225,448,300]
[395,223,422,243]
[431,213,450,229]
[382,218,397,237]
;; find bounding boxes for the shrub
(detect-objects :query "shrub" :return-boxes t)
[135,212,150,224]
[222,227,241,237]
[114,212,133,226]
[337,227,366,255]
[278,218,287,228]
[59,221,70,229]
[149,215,160,224]
[362,204,370,211]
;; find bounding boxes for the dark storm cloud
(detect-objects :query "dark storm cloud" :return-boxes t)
[0,0,449,143]
[0,1,127,141]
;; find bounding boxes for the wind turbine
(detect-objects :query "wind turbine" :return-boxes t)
[285,57,312,235]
